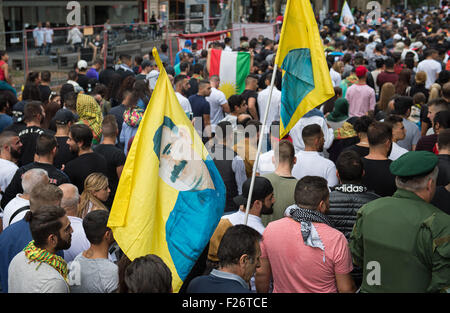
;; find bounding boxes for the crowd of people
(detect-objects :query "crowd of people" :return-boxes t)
[0,6,449,294]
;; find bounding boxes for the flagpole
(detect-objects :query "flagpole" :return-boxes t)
[244,64,278,225]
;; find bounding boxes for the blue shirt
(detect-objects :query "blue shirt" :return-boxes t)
[0,114,13,133]
[187,269,252,293]
[0,219,64,293]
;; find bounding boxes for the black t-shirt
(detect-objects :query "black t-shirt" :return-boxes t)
[343,144,370,159]
[18,126,55,167]
[63,152,108,193]
[109,104,126,135]
[240,89,259,118]
[93,144,126,208]
[1,162,71,208]
[361,158,397,197]
[54,136,77,170]
[77,74,90,92]
[189,94,210,127]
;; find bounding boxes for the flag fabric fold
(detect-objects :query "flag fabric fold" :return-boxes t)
[275,0,335,138]
[107,47,226,292]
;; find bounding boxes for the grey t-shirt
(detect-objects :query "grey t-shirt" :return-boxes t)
[68,253,118,293]
[8,251,69,293]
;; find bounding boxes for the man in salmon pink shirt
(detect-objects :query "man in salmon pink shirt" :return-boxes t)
[346,66,376,118]
[255,176,356,293]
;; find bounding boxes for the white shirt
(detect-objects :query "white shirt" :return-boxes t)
[206,87,228,132]
[63,216,91,262]
[292,150,339,187]
[2,194,30,230]
[224,46,233,52]
[389,142,409,161]
[219,114,238,131]
[257,150,275,175]
[67,27,83,44]
[417,59,442,89]
[0,158,18,210]
[330,68,342,87]
[33,27,45,46]
[289,116,335,153]
[44,27,54,43]
[257,86,281,134]
[223,210,265,235]
[175,92,192,116]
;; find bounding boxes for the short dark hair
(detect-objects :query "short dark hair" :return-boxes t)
[24,206,66,248]
[217,225,261,268]
[384,57,395,69]
[192,63,204,75]
[394,96,413,115]
[302,124,322,145]
[367,121,392,146]
[83,210,110,245]
[180,62,190,72]
[228,94,243,112]
[160,43,168,53]
[294,176,329,210]
[384,114,404,129]
[102,114,118,137]
[434,110,450,129]
[23,101,43,122]
[173,74,188,86]
[41,70,51,83]
[353,115,375,134]
[198,80,210,88]
[336,150,364,183]
[124,254,172,293]
[438,128,450,150]
[70,124,93,149]
[36,133,57,156]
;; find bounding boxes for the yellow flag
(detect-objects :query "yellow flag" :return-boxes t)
[107,48,226,292]
[275,0,335,138]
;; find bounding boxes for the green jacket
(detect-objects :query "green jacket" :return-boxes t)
[349,188,450,293]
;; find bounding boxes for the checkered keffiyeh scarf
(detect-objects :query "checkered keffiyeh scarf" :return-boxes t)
[287,204,333,256]
[77,93,103,142]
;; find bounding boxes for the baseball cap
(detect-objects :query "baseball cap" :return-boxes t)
[12,101,25,123]
[393,34,403,40]
[77,60,88,70]
[355,66,368,78]
[411,41,423,50]
[185,40,192,47]
[233,176,274,207]
[54,108,76,125]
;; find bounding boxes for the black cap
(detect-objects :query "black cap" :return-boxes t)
[233,176,274,207]
[12,101,25,123]
[54,108,76,125]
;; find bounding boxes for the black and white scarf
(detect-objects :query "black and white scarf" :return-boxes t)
[285,204,333,260]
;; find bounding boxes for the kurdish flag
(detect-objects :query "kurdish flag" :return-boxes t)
[107,48,226,292]
[208,49,251,99]
[275,0,335,138]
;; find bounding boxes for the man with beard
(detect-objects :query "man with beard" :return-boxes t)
[64,124,107,193]
[255,176,356,293]
[0,184,63,293]
[8,205,72,293]
[1,133,70,208]
[361,122,397,197]
[292,124,339,187]
[206,177,274,274]
[18,101,54,166]
[0,131,22,207]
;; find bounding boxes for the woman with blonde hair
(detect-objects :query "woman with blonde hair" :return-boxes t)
[77,172,111,218]
[428,83,442,102]
[375,82,395,120]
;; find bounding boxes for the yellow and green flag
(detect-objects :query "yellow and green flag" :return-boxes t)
[107,48,226,292]
[275,0,335,138]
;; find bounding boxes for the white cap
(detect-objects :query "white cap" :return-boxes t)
[393,34,402,40]
[77,60,88,70]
